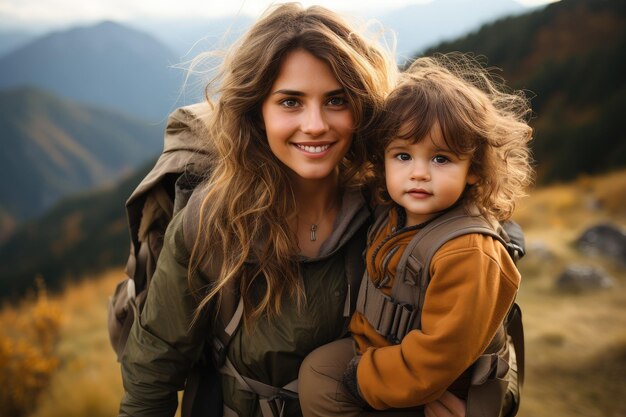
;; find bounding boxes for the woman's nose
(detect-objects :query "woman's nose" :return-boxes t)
[301,107,329,136]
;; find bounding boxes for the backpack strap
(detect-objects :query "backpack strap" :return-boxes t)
[402,208,526,417]
[182,187,298,417]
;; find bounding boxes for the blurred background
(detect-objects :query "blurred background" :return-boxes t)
[0,0,625,416]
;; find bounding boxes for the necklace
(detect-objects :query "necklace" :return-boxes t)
[307,200,337,242]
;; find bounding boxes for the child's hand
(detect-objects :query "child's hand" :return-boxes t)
[424,391,466,417]
[340,356,369,408]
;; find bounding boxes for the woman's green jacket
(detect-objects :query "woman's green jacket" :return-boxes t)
[118,187,371,417]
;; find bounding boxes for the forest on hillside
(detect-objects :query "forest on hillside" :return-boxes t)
[424,0,626,183]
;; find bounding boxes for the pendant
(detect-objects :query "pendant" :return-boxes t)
[310,224,318,241]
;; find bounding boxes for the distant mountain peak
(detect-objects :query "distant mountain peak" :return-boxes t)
[0,20,183,121]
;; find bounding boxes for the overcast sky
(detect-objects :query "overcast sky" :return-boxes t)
[1,0,559,28]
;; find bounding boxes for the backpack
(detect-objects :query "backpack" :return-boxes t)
[107,102,212,361]
[107,103,366,417]
[355,204,525,417]
[106,102,233,417]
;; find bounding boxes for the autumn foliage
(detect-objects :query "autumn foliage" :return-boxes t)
[0,278,63,417]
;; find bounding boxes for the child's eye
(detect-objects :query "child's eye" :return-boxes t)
[280,98,300,108]
[395,153,411,161]
[433,155,449,164]
[327,96,347,107]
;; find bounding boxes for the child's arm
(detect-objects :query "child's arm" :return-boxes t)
[356,233,520,410]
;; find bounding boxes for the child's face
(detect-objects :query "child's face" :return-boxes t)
[384,123,478,226]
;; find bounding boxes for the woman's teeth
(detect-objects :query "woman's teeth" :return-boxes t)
[296,144,330,153]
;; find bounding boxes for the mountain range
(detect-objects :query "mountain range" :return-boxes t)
[0,87,162,236]
[0,1,534,123]
[0,21,184,122]
[377,0,527,61]
[0,0,535,61]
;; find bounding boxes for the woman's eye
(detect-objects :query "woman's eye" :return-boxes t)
[327,96,347,107]
[433,155,449,164]
[395,153,411,161]
[280,99,299,108]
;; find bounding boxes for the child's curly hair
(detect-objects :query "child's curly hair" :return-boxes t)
[369,53,534,221]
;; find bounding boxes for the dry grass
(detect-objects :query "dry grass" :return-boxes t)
[0,280,63,417]
[2,169,626,417]
[15,270,185,417]
[513,169,626,417]
[24,271,124,417]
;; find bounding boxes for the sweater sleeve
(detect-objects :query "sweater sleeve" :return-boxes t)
[356,234,520,410]
[119,209,212,417]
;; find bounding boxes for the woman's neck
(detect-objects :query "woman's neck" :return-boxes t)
[289,173,341,257]
[291,174,340,219]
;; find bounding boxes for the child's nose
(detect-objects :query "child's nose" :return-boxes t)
[301,107,329,136]
[410,160,431,181]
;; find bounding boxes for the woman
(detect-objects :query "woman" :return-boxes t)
[118,4,478,417]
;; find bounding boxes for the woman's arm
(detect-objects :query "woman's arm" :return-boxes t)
[119,210,211,417]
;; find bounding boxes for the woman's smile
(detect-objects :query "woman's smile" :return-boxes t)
[293,142,334,155]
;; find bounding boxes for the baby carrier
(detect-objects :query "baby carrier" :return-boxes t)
[355,204,525,417]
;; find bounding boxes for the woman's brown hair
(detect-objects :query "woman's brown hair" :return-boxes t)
[189,3,397,323]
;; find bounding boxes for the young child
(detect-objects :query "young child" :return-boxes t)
[299,53,533,417]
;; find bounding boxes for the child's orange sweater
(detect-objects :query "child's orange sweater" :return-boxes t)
[349,207,520,409]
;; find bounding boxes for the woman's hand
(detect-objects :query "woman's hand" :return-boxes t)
[424,391,466,417]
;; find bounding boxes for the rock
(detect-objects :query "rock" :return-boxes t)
[555,265,616,292]
[576,223,626,266]
[584,196,603,211]
[526,240,554,261]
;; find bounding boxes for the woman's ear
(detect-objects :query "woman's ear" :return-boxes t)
[467,170,479,185]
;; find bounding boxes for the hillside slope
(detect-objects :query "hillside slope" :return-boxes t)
[0,88,162,226]
[0,160,152,298]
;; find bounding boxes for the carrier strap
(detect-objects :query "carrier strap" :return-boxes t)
[357,205,506,342]
[356,278,416,344]
[355,204,525,417]
[467,353,510,417]
[221,357,298,417]
[213,296,299,417]
[504,303,525,416]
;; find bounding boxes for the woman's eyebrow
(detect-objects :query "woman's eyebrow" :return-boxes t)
[325,88,346,97]
[271,88,346,96]
[272,89,303,96]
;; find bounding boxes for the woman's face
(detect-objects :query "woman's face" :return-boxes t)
[261,49,354,183]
